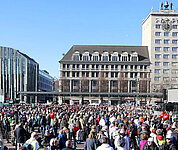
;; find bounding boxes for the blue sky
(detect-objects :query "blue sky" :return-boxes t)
[0,0,178,77]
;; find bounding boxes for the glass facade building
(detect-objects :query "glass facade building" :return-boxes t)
[0,46,39,103]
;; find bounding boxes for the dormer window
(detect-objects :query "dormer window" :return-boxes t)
[121,52,128,61]
[131,52,138,61]
[102,52,109,61]
[93,56,98,61]
[112,52,118,61]
[82,52,89,61]
[73,55,79,61]
[92,52,99,61]
[103,56,108,61]
[83,56,89,61]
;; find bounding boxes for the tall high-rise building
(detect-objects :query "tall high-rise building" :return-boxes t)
[142,1,178,92]
[0,46,39,103]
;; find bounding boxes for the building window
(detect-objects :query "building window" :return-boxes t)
[172,62,178,66]
[63,64,66,69]
[155,47,161,51]
[83,56,89,61]
[155,24,161,29]
[172,54,177,59]
[172,32,178,36]
[155,32,161,36]
[115,72,118,77]
[172,47,178,52]
[73,55,79,61]
[155,62,160,66]
[122,56,127,61]
[102,56,108,61]
[93,56,98,61]
[105,72,108,78]
[172,40,177,44]
[111,72,114,78]
[172,25,178,29]
[154,76,160,81]
[163,54,169,59]
[92,72,95,77]
[154,84,159,88]
[164,40,169,44]
[164,32,169,36]
[131,56,137,61]
[163,47,169,52]
[155,54,161,59]
[112,56,117,61]
[154,69,160,73]
[155,39,161,44]
[163,69,169,74]
[163,62,169,66]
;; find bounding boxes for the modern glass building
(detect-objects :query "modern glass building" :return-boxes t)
[0,46,39,103]
[38,70,53,103]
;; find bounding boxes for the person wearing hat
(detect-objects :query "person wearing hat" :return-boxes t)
[141,137,158,150]
[159,134,177,150]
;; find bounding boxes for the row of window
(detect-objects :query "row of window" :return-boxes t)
[73,55,138,61]
[62,71,148,78]
[154,76,178,81]
[155,32,178,36]
[154,84,178,89]
[155,54,178,59]
[155,47,178,52]
[155,24,178,29]
[62,64,148,70]
[155,62,178,66]
[155,39,178,44]
[154,69,178,74]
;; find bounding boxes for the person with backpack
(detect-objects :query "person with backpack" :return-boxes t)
[25,132,40,150]
[114,129,129,150]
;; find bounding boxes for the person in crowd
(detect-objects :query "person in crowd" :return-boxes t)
[114,129,129,150]
[62,140,72,150]
[84,133,97,150]
[159,134,177,150]
[15,122,28,149]
[48,138,58,150]
[96,137,114,150]
[139,133,148,150]
[25,132,40,150]
[141,137,158,150]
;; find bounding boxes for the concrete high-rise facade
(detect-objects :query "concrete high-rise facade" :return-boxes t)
[142,1,178,92]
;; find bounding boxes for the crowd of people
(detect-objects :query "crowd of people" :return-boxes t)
[0,103,177,150]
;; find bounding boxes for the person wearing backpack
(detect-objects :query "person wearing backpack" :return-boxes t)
[114,129,129,150]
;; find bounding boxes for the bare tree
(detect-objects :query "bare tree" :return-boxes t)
[61,78,70,92]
